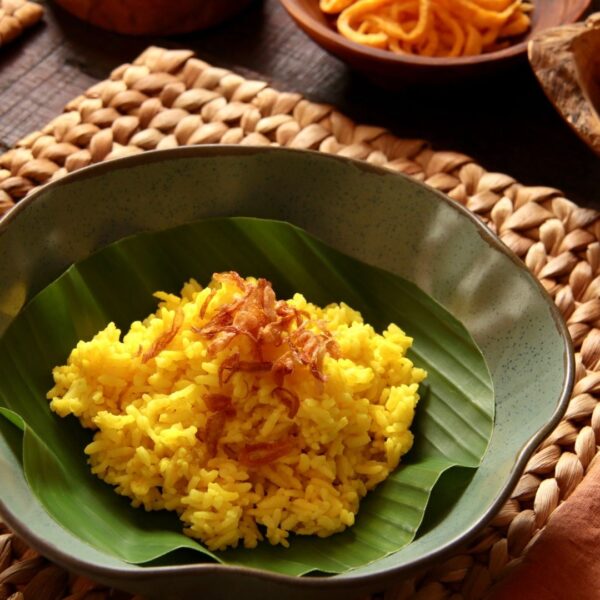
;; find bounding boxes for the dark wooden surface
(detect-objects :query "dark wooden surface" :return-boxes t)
[1,0,599,207]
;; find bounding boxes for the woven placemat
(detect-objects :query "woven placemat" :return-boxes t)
[1,46,600,600]
[0,0,42,47]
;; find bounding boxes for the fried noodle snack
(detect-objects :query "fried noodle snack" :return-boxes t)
[320,0,533,57]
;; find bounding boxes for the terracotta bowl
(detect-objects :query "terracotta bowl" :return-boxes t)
[53,0,254,35]
[279,0,591,84]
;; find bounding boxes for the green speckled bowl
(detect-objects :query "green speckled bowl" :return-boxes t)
[0,146,573,599]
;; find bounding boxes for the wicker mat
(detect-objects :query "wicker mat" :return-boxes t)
[0,0,42,48]
[1,46,600,600]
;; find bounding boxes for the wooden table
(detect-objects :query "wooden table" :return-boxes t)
[1,0,599,208]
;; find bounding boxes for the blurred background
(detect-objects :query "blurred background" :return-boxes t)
[1,0,599,207]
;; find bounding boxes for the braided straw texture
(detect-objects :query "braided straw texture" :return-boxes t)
[1,46,599,600]
[0,0,42,47]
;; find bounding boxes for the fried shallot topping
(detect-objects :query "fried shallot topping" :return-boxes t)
[217,352,273,387]
[195,272,343,466]
[203,393,235,416]
[199,288,217,319]
[196,272,341,387]
[204,411,228,457]
[271,387,300,418]
[141,309,184,363]
[239,440,296,468]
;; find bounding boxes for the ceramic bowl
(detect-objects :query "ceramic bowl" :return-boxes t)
[0,146,573,599]
[53,0,254,35]
[278,0,591,84]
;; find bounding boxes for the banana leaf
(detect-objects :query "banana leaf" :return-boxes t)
[0,217,494,576]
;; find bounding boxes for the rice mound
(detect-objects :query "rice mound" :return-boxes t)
[48,273,426,551]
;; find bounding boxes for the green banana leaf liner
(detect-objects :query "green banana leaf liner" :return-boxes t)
[0,217,494,576]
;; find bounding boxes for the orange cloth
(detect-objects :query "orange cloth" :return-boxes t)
[490,459,600,600]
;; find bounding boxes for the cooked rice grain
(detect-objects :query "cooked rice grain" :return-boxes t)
[48,274,426,550]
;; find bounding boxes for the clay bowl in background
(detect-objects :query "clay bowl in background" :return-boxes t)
[53,0,254,35]
[279,0,591,85]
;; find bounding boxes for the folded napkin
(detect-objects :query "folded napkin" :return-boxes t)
[490,458,600,599]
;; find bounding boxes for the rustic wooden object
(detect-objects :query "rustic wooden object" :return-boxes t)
[529,13,600,156]
[0,0,42,47]
[1,46,600,599]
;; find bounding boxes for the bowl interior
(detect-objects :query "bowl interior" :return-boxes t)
[280,0,592,66]
[0,147,572,599]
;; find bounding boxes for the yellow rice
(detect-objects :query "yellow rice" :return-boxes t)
[47,274,426,551]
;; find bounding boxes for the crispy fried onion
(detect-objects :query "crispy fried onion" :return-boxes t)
[201,393,236,456]
[204,411,228,457]
[271,387,300,418]
[280,325,341,384]
[218,352,273,387]
[239,439,296,467]
[203,393,236,416]
[141,308,184,363]
[202,391,297,463]
[196,273,341,387]
[195,273,343,464]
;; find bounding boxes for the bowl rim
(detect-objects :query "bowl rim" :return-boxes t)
[278,0,592,68]
[0,145,575,590]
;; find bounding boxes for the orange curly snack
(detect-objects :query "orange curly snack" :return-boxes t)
[320,0,533,57]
